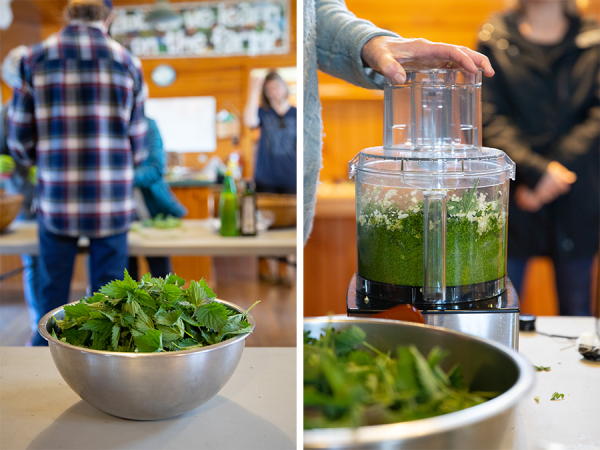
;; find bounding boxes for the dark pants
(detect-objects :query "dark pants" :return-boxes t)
[507,256,594,316]
[34,220,128,346]
[128,256,172,280]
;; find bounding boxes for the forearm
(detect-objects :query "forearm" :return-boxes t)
[548,105,600,168]
[243,89,261,128]
[7,105,36,166]
[315,0,398,90]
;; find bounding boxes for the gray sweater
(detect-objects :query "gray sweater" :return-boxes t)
[303,0,397,242]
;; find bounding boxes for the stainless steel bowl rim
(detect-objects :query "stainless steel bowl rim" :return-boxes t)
[39,298,255,358]
[303,316,534,446]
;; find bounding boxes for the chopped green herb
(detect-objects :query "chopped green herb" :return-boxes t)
[534,365,551,372]
[356,184,506,287]
[550,392,565,401]
[52,270,256,352]
[140,213,182,229]
[304,324,498,429]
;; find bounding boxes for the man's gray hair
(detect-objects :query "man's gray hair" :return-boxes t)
[65,0,111,22]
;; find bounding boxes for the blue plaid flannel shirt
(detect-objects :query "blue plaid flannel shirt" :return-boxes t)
[7,23,148,238]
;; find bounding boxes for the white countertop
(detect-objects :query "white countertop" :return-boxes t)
[506,316,600,450]
[1,318,598,450]
[0,220,296,257]
[0,347,297,450]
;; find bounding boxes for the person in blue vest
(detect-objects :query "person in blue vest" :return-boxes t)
[128,116,187,280]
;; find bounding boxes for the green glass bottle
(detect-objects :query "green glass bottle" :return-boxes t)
[219,170,239,236]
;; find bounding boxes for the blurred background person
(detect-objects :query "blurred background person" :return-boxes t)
[1,45,40,345]
[477,0,599,315]
[244,71,297,283]
[244,71,297,195]
[128,114,187,280]
[7,0,148,345]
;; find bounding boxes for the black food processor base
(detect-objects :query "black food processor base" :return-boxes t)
[346,273,520,349]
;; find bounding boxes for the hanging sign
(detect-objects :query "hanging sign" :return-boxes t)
[109,0,289,59]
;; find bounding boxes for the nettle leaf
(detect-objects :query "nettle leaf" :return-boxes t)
[333,326,366,356]
[134,309,155,333]
[111,325,120,351]
[165,273,185,287]
[122,269,139,292]
[219,320,252,339]
[91,329,111,350]
[194,302,229,332]
[155,309,183,327]
[81,319,114,334]
[157,324,183,342]
[162,284,182,302]
[123,295,142,317]
[181,312,200,326]
[134,289,158,310]
[63,302,91,319]
[141,273,153,283]
[100,280,128,299]
[134,329,163,353]
[187,279,216,307]
[119,312,135,327]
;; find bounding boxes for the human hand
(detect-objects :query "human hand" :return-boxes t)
[514,185,543,212]
[0,155,15,178]
[250,76,264,94]
[514,162,577,212]
[533,161,576,205]
[361,36,494,85]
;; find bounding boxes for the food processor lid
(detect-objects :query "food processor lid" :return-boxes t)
[349,146,516,180]
[383,69,483,152]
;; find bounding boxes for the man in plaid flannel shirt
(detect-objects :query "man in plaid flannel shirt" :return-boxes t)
[7,0,147,344]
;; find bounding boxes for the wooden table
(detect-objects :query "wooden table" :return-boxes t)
[0,347,296,450]
[0,220,297,257]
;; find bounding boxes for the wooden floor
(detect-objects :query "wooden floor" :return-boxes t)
[0,256,296,347]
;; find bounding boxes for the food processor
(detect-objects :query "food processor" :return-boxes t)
[346,69,520,349]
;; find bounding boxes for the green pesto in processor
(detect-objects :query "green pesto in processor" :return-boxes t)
[357,185,506,287]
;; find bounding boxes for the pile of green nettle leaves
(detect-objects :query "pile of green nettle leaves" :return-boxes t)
[304,325,497,429]
[50,271,256,353]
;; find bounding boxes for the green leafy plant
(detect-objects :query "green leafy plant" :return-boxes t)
[304,324,498,429]
[51,270,257,352]
[141,213,182,229]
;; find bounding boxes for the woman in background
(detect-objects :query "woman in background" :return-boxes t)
[244,71,297,283]
[244,71,297,195]
[477,0,599,315]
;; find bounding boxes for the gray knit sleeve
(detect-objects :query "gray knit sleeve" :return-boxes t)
[315,0,399,89]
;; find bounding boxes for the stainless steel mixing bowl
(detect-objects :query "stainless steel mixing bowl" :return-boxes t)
[304,317,534,449]
[39,299,255,420]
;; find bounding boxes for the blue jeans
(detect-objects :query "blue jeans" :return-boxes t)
[508,257,594,316]
[34,220,128,346]
[128,256,172,280]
